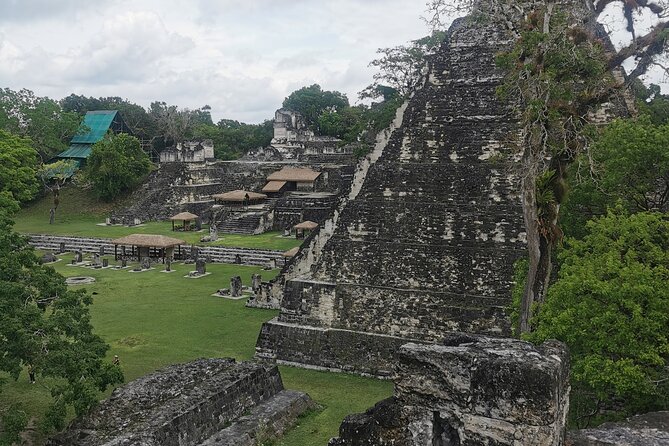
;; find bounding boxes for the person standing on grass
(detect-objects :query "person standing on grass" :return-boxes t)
[113,355,120,366]
[28,364,36,384]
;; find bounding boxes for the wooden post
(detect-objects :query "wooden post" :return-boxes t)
[172,220,175,231]
[115,244,118,261]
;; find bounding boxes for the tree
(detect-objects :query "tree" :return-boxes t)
[317,106,367,142]
[37,159,79,224]
[424,0,669,333]
[0,192,123,439]
[528,210,669,426]
[562,116,669,238]
[192,119,273,160]
[361,31,446,99]
[0,129,39,203]
[85,133,152,201]
[282,84,349,130]
[0,88,79,160]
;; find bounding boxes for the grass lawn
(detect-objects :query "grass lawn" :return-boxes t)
[15,186,302,251]
[2,253,392,445]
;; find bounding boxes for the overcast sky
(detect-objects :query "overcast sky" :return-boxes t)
[0,0,433,123]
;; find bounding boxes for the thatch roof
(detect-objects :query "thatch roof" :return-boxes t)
[293,220,319,230]
[282,247,300,257]
[267,167,321,182]
[170,211,198,221]
[212,190,267,202]
[112,234,186,248]
[262,180,287,193]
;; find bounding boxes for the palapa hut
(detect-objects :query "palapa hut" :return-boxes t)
[212,190,267,207]
[263,167,321,195]
[112,234,186,263]
[170,211,199,231]
[293,220,319,239]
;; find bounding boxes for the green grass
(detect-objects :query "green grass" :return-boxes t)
[2,253,392,445]
[15,186,302,251]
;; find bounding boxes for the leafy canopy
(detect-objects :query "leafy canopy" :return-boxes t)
[0,183,122,440]
[282,84,349,130]
[528,210,669,425]
[562,116,669,238]
[0,88,79,159]
[0,129,39,203]
[85,133,152,201]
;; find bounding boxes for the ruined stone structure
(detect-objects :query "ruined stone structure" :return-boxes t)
[567,411,669,445]
[256,12,526,375]
[160,140,215,163]
[47,358,314,446]
[330,335,570,445]
[110,160,354,229]
[270,108,353,161]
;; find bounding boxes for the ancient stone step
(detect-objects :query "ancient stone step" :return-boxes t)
[46,359,315,446]
[198,390,315,446]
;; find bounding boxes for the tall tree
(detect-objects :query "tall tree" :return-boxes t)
[0,88,79,160]
[425,0,669,333]
[361,31,446,99]
[282,84,349,130]
[85,133,152,201]
[528,210,669,426]
[0,193,123,440]
[0,129,39,203]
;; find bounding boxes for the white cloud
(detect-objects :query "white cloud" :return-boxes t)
[0,0,429,122]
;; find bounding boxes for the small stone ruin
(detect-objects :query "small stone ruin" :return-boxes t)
[41,251,57,264]
[65,276,96,285]
[567,411,669,445]
[47,358,314,446]
[330,335,570,446]
[230,275,242,297]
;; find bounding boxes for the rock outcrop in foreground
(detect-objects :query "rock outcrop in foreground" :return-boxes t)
[330,335,570,446]
[47,358,314,446]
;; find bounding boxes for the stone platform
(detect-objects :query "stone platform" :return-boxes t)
[46,358,314,446]
[329,335,570,446]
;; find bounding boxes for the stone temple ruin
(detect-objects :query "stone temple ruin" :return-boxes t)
[271,108,349,160]
[159,140,216,163]
[256,9,526,377]
[111,111,356,235]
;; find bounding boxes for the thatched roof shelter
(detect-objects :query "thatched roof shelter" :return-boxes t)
[282,247,300,258]
[112,234,186,248]
[170,212,198,221]
[267,167,321,183]
[212,190,267,202]
[293,221,319,230]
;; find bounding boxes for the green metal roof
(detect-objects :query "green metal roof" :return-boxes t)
[71,110,118,144]
[57,143,93,159]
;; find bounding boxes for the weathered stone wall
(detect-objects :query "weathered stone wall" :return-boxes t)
[47,358,314,446]
[257,13,526,374]
[112,160,353,224]
[567,411,669,445]
[330,336,570,446]
[273,192,340,231]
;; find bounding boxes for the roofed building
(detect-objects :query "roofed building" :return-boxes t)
[56,110,132,166]
[263,167,322,194]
